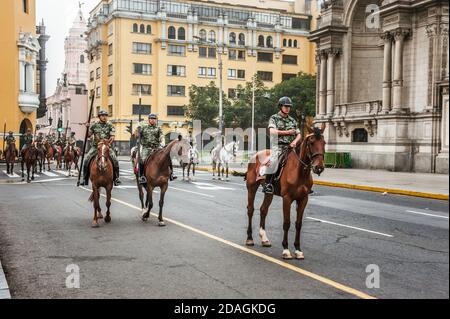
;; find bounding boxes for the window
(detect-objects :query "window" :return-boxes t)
[288,39,292,47]
[257,52,273,62]
[132,42,152,54]
[90,71,94,81]
[23,0,29,13]
[229,50,237,60]
[352,129,368,142]
[282,73,296,81]
[238,33,245,46]
[140,24,145,34]
[108,24,113,36]
[167,106,185,116]
[108,64,113,76]
[132,84,151,95]
[238,50,245,60]
[294,40,298,48]
[96,106,101,115]
[292,18,311,30]
[108,105,113,116]
[178,27,186,40]
[198,67,216,77]
[228,69,237,79]
[199,47,216,58]
[133,63,152,75]
[96,67,101,79]
[146,25,152,34]
[209,30,216,42]
[199,29,207,41]
[237,70,245,79]
[283,39,287,47]
[167,85,185,96]
[167,65,186,76]
[228,88,237,99]
[168,45,186,56]
[229,32,236,45]
[266,36,273,48]
[282,55,298,65]
[133,23,138,33]
[96,87,101,98]
[208,47,216,58]
[132,104,151,115]
[108,43,113,56]
[168,26,176,39]
[107,84,113,96]
[75,87,83,95]
[257,71,273,82]
[258,35,265,47]
[80,55,85,64]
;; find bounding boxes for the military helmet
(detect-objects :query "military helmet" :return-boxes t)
[98,110,109,117]
[148,113,158,120]
[8,131,13,135]
[278,96,293,109]
[27,128,32,132]
[71,132,75,136]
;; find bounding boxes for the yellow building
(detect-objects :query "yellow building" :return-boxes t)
[87,0,318,152]
[0,0,41,151]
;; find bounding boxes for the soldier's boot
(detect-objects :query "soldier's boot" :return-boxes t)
[169,158,177,181]
[80,164,89,186]
[262,174,275,194]
[138,163,147,185]
[113,166,122,186]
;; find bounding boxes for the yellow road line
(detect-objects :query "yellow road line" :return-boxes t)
[194,167,448,201]
[79,186,377,299]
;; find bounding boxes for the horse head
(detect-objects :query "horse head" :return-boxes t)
[96,140,111,173]
[304,123,326,176]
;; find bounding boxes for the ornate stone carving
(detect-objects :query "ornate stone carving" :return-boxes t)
[364,120,377,137]
[426,24,438,38]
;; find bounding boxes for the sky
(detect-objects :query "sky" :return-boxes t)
[37,0,99,96]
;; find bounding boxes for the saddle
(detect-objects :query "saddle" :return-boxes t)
[256,148,291,194]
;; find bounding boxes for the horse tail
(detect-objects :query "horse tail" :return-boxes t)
[243,172,247,181]
[89,192,94,202]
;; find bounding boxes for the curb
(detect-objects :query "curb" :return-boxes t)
[0,260,11,299]
[194,167,449,201]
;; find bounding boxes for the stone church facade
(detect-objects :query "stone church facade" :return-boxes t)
[309,0,449,173]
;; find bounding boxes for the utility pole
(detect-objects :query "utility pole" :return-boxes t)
[251,74,255,154]
[218,48,223,135]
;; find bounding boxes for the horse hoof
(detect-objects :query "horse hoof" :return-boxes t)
[104,216,111,223]
[97,212,104,219]
[245,239,255,246]
[91,221,99,228]
[282,250,293,260]
[295,250,305,260]
[142,212,150,221]
[262,241,272,247]
[158,221,166,227]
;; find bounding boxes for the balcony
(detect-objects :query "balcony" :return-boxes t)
[334,100,382,119]
[19,91,40,114]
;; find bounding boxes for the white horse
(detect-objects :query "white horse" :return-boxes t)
[175,140,199,181]
[212,141,239,180]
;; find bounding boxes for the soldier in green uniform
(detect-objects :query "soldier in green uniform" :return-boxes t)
[4,131,17,156]
[21,128,34,156]
[134,113,176,185]
[262,97,302,194]
[80,110,121,186]
[64,132,77,153]
[46,132,58,155]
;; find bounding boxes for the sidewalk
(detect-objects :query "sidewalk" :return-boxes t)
[194,163,449,200]
[0,260,11,299]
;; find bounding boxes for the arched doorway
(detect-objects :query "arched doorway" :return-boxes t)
[19,119,32,149]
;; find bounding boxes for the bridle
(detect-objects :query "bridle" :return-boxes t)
[292,133,325,171]
[96,142,110,171]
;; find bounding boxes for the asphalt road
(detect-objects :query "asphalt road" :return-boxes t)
[0,161,448,299]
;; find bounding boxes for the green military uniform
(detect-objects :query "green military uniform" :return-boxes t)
[266,112,300,174]
[140,123,163,160]
[4,134,15,149]
[64,134,77,153]
[84,121,118,168]
[21,133,33,152]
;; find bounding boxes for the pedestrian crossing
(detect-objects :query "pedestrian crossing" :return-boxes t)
[0,169,79,180]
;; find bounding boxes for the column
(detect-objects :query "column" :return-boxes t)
[319,50,328,116]
[326,49,338,117]
[381,32,392,113]
[19,60,25,92]
[392,29,408,112]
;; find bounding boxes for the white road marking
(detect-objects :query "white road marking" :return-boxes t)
[41,171,58,177]
[2,171,20,178]
[31,177,72,184]
[306,217,394,238]
[190,181,236,191]
[405,210,449,220]
[169,186,215,198]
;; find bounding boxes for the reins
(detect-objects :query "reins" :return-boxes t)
[291,133,325,172]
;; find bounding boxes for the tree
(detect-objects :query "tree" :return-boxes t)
[184,82,231,129]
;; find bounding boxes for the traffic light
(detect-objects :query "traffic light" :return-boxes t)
[126,120,133,135]
[57,119,63,133]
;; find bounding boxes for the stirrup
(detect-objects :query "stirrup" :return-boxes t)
[138,176,147,185]
[114,178,122,186]
[263,183,274,194]
[170,173,177,181]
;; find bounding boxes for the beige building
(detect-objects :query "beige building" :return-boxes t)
[86,0,319,153]
[310,0,449,173]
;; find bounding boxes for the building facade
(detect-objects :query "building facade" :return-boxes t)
[86,0,318,154]
[40,6,89,141]
[310,0,449,173]
[0,0,46,150]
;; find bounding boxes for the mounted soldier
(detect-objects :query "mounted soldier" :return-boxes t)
[20,128,34,157]
[4,131,18,157]
[80,110,121,186]
[46,132,58,156]
[64,132,77,154]
[35,132,45,150]
[261,97,302,194]
[134,113,176,185]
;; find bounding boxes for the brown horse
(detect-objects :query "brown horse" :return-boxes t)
[4,142,18,175]
[64,144,77,177]
[55,145,63,170]
[88,140,114,228]
[21,144,38,183]
[35,143,46,173]
[138,139,179,226]
[43,140,54,171]
[245,124,326,260]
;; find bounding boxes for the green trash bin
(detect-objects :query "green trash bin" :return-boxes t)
[324,152,352,168]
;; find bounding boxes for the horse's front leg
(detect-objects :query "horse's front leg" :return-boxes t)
[136,178,145,210]
[281,196,294,260]
[142,185,154,221]
[21,160,24,180]
[294,196,309,260]
[259,193,274,247]
[104,185,113,223]
[246,181,258,246]
[92,186,101,228]
[212,162,216,180]
[158,183,168,227]
[226,163,229,181]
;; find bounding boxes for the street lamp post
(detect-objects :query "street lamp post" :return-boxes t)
[251,74,255,154]
[193,36,223,135]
